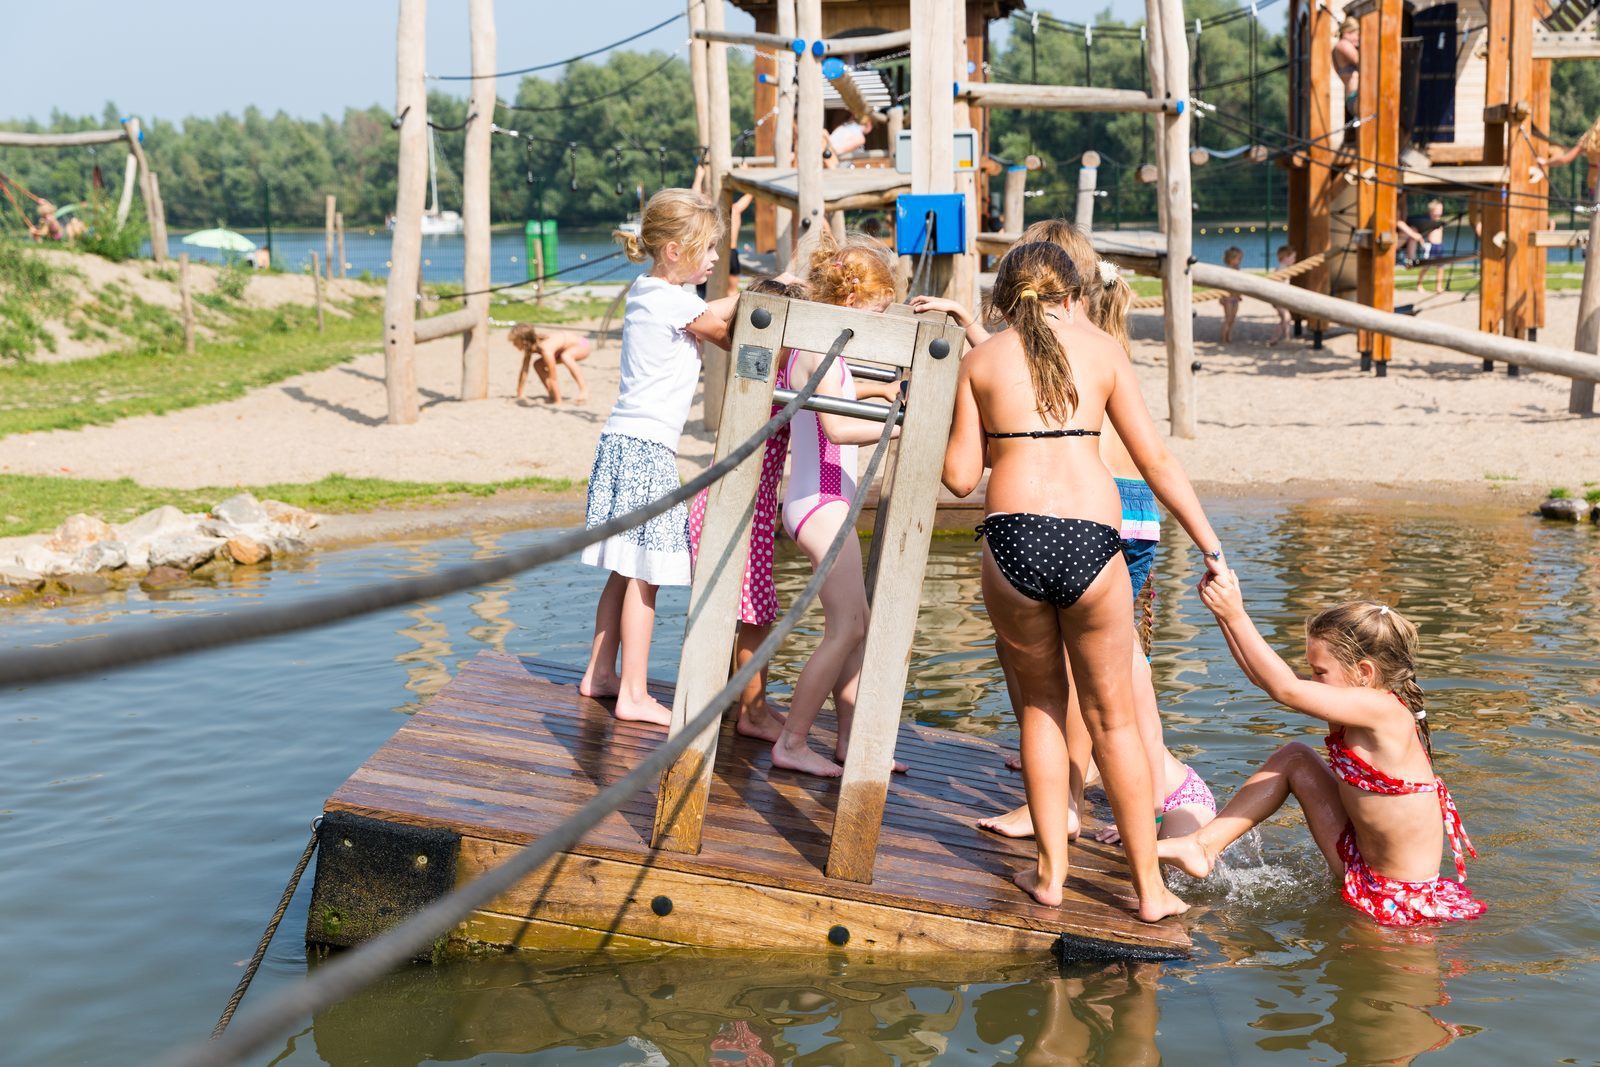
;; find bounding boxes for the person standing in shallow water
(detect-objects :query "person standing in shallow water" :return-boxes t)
[942,241,1225,921]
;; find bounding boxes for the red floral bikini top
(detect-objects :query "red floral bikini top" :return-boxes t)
[1325,693,1478,882]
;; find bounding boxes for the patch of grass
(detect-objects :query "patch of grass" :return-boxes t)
[1483,472,1518,482]
[215,257,252,301]
[74,199,146,262]
[487,293,619,325]
[0,239,78,360]
[1585,488,1600,505]
[1548,487,1572,499]
[0,471,579,538]
[0,299,383,438]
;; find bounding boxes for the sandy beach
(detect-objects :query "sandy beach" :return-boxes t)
[3,284,1596,509]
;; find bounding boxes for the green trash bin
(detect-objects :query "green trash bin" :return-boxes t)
[524,220,558,280]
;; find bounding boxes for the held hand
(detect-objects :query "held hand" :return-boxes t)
[1198,567,1245,620]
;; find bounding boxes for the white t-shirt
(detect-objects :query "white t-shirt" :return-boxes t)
[602,275,709,450]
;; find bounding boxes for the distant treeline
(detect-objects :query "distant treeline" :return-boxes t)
[2,1,1596,232]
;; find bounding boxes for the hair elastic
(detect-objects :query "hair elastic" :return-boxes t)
[1097,259,1119,285]
[1378,605,1391,616]
[1018,288,1038,301]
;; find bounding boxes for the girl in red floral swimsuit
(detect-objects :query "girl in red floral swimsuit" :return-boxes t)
[1157,572,1485,927]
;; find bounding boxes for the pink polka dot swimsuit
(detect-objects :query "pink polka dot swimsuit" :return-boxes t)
[780,347,857,540]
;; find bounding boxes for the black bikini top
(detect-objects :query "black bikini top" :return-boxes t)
[984,428,1102,440]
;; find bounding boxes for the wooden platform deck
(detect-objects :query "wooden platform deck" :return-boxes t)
[313,651,1190,962]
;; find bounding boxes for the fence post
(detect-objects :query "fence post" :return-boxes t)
[335,211,347,279]
[324,195,337,283]
[179,252,195,354]
[654,292,789,854]
[381,0,427,424]
[826,316,966,883]
[311,251,325,333]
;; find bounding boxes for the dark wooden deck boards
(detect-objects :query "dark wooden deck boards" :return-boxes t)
[324,650,1189,958]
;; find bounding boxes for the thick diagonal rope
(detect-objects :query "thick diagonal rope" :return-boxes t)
[162,389,904,1067]
[1129,251,1328,309]
[0,329,855,688]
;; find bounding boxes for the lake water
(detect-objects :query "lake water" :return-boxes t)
[4,500,1597,1064]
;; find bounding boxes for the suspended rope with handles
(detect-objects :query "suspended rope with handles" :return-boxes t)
[161,361,903,1067]
[0,330,857,689]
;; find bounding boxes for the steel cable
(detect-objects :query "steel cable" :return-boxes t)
[0,330,857,689]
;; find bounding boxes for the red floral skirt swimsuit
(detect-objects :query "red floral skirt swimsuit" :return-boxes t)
[1324,719,1486,927]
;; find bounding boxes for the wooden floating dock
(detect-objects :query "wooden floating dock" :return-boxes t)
[309,652,1190,962]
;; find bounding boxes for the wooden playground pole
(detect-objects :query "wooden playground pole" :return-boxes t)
[381,0,426,425]
[178,253,195,354]
[311,251,326,333]
[324,195,337,283]
[1002,165,1027,234]
[1371,0,1400,372]
[116,152,137,228]
[122,118,168,265]
[1570,202,1600,414]
[1532,53,1551,334]
[1150,0,1195,437]
[1145,0,1168,234]
[1302,0,1333,338]
[1480,0,1511,350]
[148,172,170,267]
[773,0,797,265]
[796,1,824,244]
[1503,0,1535,365]
[688,0,710,172]
[1075,150,1101,231]
[702,0,734,431]
[460,0,497,402]
[908,0,956,299]
[951,0,979,310]
[653,293,789,854]
[335,211,347,278]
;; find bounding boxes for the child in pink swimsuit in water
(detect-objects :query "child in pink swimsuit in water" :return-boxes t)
[687,277,810,742]
[1160,577,1485,927]
[768,233,904,778]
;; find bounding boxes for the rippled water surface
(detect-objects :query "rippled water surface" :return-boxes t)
[3,502,1597,1065]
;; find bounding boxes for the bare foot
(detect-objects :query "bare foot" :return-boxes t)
[612,693,672,725]
[574,393,590,404]
[1013,866,1065,907]
[835,748,907,774]
[578,672,620,700]
[736,700,786,743]
[770,738,844,778]
[1004,750,1022,772]
[977,803,1080,840]
[1156,834,1219,880]
[1134,885,1190,923]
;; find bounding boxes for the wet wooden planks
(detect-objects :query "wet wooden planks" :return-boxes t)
[323,650,1189,959]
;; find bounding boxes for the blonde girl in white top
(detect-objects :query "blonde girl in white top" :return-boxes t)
[579,189,737,724]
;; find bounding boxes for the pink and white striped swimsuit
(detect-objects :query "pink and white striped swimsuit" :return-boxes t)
[780,347,857,540]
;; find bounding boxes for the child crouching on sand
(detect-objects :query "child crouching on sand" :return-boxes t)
[1161,576,1485,927]
[578,189,738,724]
[508,324,591,404]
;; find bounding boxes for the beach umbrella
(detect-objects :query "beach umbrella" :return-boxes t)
[181,228,257,252]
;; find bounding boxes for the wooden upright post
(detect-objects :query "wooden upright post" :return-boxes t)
[1570,201,1600,414]
[1002,165,1026,234]
[311,251,326,333]
[121,118,167,264]
[908,0,956,298]
[1532,52,1551,333]
[1150,0,1196,437]
[178,252,195,354]
[654,294,789,853]
[1296,0,1333,334]
[796,0,825,245]
[1480,0,1511,349]
[381,0,427,425]
[951,0,979,310]
[1370,0,1400,371]
[773,0,797,265]
[336,211,347,278]
[702,0,734,431]
[115,151,137,228]
[1075,151,1101,231]
[688,0,710,174]
[1502,0,1535,366]
[148,172,170,267]
[460,0,497,401]
[324,195,337,283]
[827,317,967,883]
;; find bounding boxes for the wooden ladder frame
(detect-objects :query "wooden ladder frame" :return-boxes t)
[652,292,965,889]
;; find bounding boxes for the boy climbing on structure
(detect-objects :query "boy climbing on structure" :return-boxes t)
[508,323,591,404]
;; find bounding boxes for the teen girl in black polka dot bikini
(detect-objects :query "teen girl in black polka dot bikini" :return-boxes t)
[941,241,1226,923]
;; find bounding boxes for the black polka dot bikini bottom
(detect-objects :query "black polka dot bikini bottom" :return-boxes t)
[974,512,1125,609]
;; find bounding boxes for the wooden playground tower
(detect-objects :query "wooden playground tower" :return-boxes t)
[1286,0,1600,373]
[694,0,1205,436]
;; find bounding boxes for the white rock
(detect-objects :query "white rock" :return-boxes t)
[213,493,269,528]
[269,536,310,557]
[0,565,44,590]
[73,540,128,573]
[261,499,320,530]
[45,514,116,554]
[15,543,75,577]
[147,534,228,571]
[116,505,195,546]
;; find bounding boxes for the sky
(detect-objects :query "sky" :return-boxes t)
[0,2,1268,126]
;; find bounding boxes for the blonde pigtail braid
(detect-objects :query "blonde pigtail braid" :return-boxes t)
[615,229,649,263]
